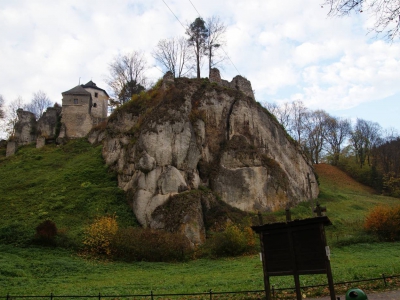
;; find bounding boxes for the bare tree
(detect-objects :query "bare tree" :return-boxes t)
[186,17,208,79]
[5,97,25,138]
[288,100,310,145]
[25,90,53,119]
[323,116,352,165]
[107,51,148,104]
[264,101,293,130]
[153,37,193,78]
[205,16,227,74]
[0,94,4,120]
[0,95,6,139]
[323,0,400,40]
[303,110,330,164]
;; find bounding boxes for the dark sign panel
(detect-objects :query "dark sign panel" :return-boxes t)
[252,216,335,300]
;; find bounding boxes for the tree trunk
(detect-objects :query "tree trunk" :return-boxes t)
[197,54,200,79]
[208,48,212,76]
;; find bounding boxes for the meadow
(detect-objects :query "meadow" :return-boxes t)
[0,141,399,297]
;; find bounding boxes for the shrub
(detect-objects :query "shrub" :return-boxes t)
[364,205,400,241]
[112,227,192,262]
[0,223,33,246]
[83,215,118,256]
[382,172,400,198]
[54,228,78,249]
[202,222,257,257]
[33,220,58,246]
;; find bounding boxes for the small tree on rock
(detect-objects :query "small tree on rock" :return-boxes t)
[187,17,208,79]
[107,51,148,104]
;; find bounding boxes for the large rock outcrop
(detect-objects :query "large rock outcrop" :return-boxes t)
[101,71,319,244]
[6,106,61,156]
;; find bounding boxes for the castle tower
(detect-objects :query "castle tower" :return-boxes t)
[59,81,109,139]
[81,80,109,119]
[60,85,93,138]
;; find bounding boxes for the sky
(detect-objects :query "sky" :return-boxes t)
[1,0,400,138]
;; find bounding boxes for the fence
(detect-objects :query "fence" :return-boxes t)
[4,274,400,300]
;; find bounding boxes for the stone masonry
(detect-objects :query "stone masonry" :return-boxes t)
[209,68,255,99]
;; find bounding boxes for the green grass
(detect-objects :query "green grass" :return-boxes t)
[1,242,399,296]
[0,140,136,247]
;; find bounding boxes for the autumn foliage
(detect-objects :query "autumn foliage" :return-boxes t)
[83,216,192,261]
[364,205,400,241]
[35,220,58,245]
[202,222,257,257]
[83,215,118,256]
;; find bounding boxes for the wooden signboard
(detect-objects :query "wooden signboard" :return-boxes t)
[252,216,335,300]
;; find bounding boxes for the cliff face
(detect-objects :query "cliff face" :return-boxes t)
[100,72,318,244]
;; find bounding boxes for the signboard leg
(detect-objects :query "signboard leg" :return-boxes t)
[264,275,272,300]
[326,263,336,300]
[294,274,302,300]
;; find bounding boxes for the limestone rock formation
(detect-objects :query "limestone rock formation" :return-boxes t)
[6,106,62,156]
[101,71,319,244]
[13,109,37,145]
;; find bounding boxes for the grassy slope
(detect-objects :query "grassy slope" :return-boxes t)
[0,140,135,246]
[314,164,399,244]
[0,148,400,295]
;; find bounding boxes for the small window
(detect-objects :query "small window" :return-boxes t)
[73,99,78,104]
[95,92,98,98]
[93,103,97,107]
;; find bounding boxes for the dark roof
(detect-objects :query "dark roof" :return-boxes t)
[251,216,332,233]
[81,80,109,97]
[62,85,91,96]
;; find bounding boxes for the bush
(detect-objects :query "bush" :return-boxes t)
[83,215,118,256]
[34,220,58,246]
[0,223,33,246]
[36,220,57,239]
[201,222,257,257]
[364,205,400,241]
[382,172,400,198]
[112,227,192,262]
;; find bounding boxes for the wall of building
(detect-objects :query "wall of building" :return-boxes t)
[61,94,93,138]
[85,87,108,119]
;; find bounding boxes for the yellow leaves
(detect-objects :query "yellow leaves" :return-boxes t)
[364,205,400,241]
[83,215,118,256]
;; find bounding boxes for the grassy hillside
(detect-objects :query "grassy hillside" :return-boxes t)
[0,145,400,296]
[314,163,399,245]
[0,140,136,247]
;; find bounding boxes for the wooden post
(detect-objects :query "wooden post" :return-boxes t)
[260,232,272,300]
[320,223,336,300]
[258,211,263,225]
[307,173,314,215]
[287,227,302,300]
[285,208,291,222]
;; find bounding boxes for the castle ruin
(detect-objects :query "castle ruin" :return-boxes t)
[6,80,109,156]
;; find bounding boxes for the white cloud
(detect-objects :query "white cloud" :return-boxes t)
[1,0,400,135]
